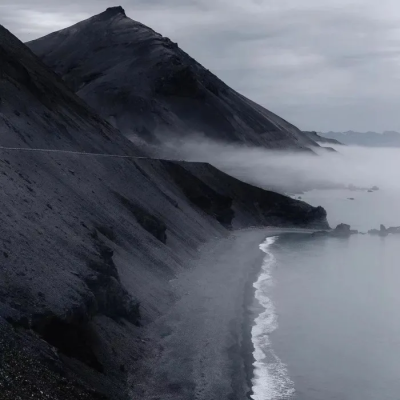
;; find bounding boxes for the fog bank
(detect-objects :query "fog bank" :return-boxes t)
[157,136,400,193]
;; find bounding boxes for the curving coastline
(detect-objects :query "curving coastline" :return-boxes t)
[128,228,270,400]
[128,228,316,400]
[243,230,316,400]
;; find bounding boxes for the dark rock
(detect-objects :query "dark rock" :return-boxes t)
[103,6,126,18]
[368,224,388,236]
[84,274,141,326]
[312,223,358,238]
[387,226,400,234]
[32,316,104,373]
[114,193,167,243]
[162,37,179,50]
[332,223,352,237]
[100,246,114,261]
[95,225,116,242]
[162,163,235,228]
[154,66,203,98]
[348,198,355,200]
[89,249,118,279]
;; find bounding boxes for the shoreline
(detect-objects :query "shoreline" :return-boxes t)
[130,228,270,399]
[128,227,316,399]
[242,230,315,400]
[242,247,266,399]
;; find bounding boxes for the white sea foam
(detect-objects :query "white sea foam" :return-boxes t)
[251,236,295,400]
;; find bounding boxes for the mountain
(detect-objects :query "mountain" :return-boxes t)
[320,131,400,147]
[302,131,342,146]
[0,22,327,399]
[26,6,320,151]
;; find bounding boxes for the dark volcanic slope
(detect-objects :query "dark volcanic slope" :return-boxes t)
[302,131,343,146]
[27,6,318,150]
[0,23,137,154]
[1,21,328,400]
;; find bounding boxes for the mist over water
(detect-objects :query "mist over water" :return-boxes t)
[252,190,400,399]
[161,135,400,399]
[159,136,400,195]
[160,138,400,399]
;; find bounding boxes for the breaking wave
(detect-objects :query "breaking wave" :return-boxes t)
[251,236,294,400]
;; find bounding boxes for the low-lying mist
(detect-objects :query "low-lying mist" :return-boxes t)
[157,135,400,194]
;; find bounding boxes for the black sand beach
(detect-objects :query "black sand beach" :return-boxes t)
[128,228,315,400]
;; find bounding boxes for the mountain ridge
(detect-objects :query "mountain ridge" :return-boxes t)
[0,20,328,399]
[26,8,321,151]
[321,130,400,147]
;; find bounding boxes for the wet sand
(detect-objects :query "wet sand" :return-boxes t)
[131,228,315,400]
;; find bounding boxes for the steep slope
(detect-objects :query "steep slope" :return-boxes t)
[0,21,138,154]
[0,22,328,399]
[27,6,319,151]
[302,130,342,146]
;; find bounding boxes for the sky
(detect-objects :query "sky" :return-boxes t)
[1,0,400,132]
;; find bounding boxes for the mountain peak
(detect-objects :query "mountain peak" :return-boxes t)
[102,6,126,18]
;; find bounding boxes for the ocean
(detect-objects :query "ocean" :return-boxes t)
[251,188,400,400]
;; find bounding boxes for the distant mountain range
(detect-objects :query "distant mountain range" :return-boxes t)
[320,131,400,147]
[302,131,342,146]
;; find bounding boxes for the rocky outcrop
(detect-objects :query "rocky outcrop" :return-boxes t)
[368,225,386,236]
[312,223,358,238]
[387,226,400,234]
[368,224,400,236]
[172,161,330,229]
[162,162,235,228]
[114,192,167,243]
[154,65,202,98]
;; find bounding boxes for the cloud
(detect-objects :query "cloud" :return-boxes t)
[158,134,400,194]
[1,0,400,132]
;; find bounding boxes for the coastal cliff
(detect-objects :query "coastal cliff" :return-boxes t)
[0,20,328,400]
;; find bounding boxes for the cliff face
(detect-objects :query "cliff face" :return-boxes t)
[27,7,319,151]
[0,22,328,399]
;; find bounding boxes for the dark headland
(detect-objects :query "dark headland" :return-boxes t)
[0,8,330,400]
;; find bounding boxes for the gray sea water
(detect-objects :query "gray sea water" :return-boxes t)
[251,188,400,400]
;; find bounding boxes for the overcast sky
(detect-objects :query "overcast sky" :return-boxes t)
[1,0,400,132]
